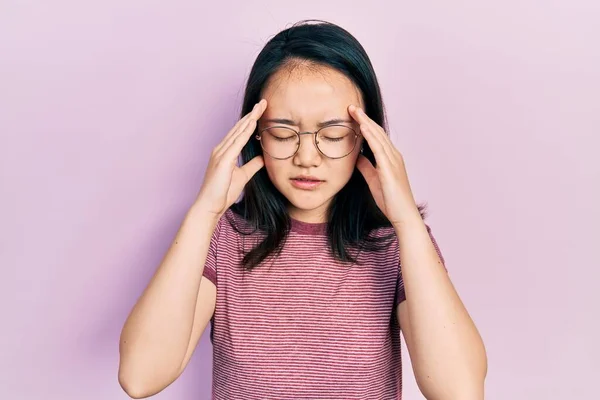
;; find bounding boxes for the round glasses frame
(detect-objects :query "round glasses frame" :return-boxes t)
[255,124,360,160]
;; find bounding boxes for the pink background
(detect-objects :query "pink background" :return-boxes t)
[1,1,598,399]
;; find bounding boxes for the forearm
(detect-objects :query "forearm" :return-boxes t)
[394,212,487,399]
[118,203,218,390]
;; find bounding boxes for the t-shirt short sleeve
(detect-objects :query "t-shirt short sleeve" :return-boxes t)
[395,223,446,306]
[202,214,224,287]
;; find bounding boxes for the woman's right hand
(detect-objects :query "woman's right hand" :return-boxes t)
[194,99,268,218]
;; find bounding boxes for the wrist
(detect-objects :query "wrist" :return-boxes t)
[391,208,425,231]
[187,200,222,225]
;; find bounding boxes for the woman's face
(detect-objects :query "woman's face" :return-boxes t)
[257,64,365,222]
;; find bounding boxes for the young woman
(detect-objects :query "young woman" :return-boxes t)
[118,20,487,399]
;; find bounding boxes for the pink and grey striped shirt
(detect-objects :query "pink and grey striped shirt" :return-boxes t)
[202,208,445,399]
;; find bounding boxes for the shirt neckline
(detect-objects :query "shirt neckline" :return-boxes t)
[290,217,327,235]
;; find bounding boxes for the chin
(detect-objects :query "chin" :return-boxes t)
[288,196,328,212]
[282,188,334,214]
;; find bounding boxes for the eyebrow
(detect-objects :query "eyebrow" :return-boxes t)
[262,118,354,128]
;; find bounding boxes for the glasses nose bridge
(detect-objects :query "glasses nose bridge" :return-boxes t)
[296,130,319,147]
[294,130,321,161]
[297,130,318,137]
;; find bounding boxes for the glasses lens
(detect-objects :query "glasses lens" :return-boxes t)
[317,126,356,158]
[259,126,357,159]
[260,127,299,158]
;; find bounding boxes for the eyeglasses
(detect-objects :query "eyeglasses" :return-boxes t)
[256,125,359,160]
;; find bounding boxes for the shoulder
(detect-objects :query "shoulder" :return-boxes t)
[360,225,400,261]
[215,207,266,243]
[220,207,259,231]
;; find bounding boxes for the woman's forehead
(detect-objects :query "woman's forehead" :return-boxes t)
[261,66,363,125]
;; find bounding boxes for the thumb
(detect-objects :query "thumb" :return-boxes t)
[356,154,377,184]
[239,155,265,182]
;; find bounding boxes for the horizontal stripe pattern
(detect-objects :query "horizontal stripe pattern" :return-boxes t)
[202,209,445,399]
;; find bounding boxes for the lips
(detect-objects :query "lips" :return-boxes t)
[290,176,324,190]
[291,178,321,182]
[291,175,323,182]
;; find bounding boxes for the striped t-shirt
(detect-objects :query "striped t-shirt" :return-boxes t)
[202,208,445,399]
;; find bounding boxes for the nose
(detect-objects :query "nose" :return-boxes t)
[293,132,322,167]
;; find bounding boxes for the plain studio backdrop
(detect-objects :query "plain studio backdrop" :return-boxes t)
[1,1,598,399]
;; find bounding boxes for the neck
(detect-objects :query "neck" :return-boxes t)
[287,205,328,224]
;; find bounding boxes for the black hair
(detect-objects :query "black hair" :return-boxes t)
[227,19,427,269]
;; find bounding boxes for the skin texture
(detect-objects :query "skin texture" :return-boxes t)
[258,62,365,223]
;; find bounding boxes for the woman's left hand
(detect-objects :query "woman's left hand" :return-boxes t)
[348,104,420,226]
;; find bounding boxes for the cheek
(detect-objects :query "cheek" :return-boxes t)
[328,159,358,185]
[263,158,287,183]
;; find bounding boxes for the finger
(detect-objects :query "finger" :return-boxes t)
[348,105,387,152]
[214,108,254,154]
[348,105,394,168]
[221,100,267,158]
[355,107,403,160]
[238,155,265,183]
[216,99,266,154]
[356,154,383,197]
[215,100,266,155]
[355,154,377,182]
[349,105,394,147]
